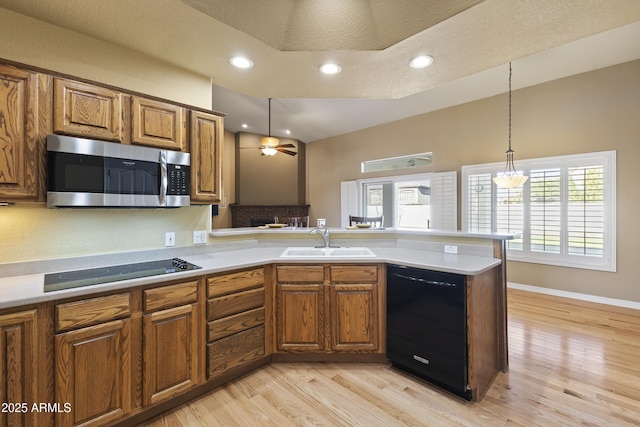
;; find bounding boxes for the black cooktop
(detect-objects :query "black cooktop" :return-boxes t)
[44,258,202,292]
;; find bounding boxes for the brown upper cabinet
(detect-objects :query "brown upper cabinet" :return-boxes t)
[0,64,46,201]
[53,78,123,142]
[131,97,187,151]
[2,60,225,205]
[190,111,223,203]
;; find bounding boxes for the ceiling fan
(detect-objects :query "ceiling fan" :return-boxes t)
[245,98,298,156]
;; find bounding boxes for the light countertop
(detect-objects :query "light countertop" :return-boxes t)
[0,245,501,310]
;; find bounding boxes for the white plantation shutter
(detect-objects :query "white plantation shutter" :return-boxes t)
[462,151,615,272]
[567,165,605,257]
[496,185,524,251]
[340,180,359,228]
[466,173,492,233]
[430,171,457,230]
[530,168,561,253]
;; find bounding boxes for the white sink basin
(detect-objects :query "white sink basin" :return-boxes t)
[280,247,376,258]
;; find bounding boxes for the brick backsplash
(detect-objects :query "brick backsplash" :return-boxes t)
[230,204,310,227]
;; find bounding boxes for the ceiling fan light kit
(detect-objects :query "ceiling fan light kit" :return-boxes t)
[493,62,528,189]
[252,98,298,157]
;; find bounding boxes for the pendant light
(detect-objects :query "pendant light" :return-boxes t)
[260,98,279,156]
[493,63,528,188]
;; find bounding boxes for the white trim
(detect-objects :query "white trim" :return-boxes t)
[462,150,616,272]
[508,282,640,311]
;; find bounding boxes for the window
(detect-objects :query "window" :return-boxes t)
[462,151,616,271]
[341,172,457,230]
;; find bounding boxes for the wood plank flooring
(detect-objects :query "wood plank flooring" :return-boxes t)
[140,289,640,426]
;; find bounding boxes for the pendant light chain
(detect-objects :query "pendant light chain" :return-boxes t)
[493,61,528,188]
[508,62,512,152]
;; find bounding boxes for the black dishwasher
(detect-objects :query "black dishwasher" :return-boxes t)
[386,264,470,400]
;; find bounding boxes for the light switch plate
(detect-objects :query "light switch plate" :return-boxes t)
[193,230,207,244]
[165,232,176,247]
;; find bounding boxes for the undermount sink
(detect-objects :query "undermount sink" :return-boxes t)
[280,247,376,258]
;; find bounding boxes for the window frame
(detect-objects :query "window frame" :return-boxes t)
[340,171,457,230]
[462,151,616,272]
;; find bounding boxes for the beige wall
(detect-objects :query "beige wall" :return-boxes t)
[307,60,640,302]
[0,8,216,262]
[236,132,303,205]
[0,7,211,108]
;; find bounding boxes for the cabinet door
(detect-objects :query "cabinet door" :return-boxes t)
[0,310,38,427]
[275,283,325,352]
[143,303,199,406]
[53,78,123,141]
[131,97,187,150]
[190,111,222,203]
[0,65,40,200]
[55,319,131,427]
[329,284,379,352]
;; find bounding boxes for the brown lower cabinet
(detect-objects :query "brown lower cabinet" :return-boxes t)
[0,309,40,427]
[142,280,200,406]
[275,264,384,354]
[0,260,506,426]
[54,293,133,427]
[206,267,267,379]
[52,279,202,427]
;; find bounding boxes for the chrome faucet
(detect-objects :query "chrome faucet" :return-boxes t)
[310,224,331,248]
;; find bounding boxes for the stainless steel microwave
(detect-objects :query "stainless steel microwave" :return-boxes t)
[47,135,190,208]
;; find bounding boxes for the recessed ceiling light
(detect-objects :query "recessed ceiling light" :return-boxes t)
[319,63,341,75]
[229,56,253,69]
[409,55,434,69]
[285,129,291,135]
[242,123,248,128]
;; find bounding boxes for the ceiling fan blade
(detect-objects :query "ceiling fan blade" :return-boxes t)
[277,143,296,148]
[277,147,298,156]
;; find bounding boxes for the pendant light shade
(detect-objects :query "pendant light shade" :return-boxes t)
[260,98,279,156]
[493,63,528,188]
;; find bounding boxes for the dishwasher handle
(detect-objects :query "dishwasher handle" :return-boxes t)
[390,272,458,288]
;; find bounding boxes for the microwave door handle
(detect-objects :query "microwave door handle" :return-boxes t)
[159,150,168,205]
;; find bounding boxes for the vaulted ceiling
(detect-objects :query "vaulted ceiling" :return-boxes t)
[1,0,639,141]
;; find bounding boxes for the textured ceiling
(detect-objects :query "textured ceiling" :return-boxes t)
[0,0,639,142]
[1,0,639,99]
[181,0,483,51]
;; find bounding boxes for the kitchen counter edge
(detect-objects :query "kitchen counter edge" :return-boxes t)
[0,246,501,310]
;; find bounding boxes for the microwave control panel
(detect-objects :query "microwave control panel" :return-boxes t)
[167,164,190,195]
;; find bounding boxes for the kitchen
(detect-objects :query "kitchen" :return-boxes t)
[1,1,640,426]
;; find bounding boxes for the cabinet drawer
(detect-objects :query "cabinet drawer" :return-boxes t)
[277,265,324,283]
[207,268,264,297]
[330,265,378,283]
[56,292,130,332]
[208,307,265,342]
[208,287,264,320]
[144,280,199,312]
[207,325,265,378]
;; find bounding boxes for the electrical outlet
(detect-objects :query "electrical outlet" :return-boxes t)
[444,244,458,254]
[193,230,207,244]
[165,232,175,247]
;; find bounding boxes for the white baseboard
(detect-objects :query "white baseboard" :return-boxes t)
[508,282,640,311]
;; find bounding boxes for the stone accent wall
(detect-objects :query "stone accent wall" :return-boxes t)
[230,204,310,227]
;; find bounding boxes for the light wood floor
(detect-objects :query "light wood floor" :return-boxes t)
[140,289,640,426]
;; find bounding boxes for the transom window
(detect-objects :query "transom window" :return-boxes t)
[462,151,616,272]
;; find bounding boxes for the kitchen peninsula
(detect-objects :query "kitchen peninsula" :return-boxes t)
[0,228,515,426]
